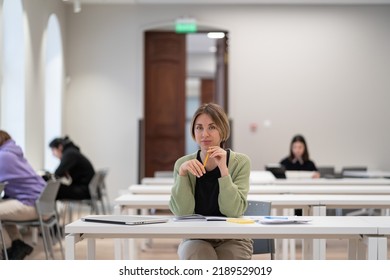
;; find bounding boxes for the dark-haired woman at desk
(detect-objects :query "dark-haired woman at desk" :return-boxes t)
[49,136,95,200]
[280,134,320,178]
[169,103,253,260]
[280,134,320,216]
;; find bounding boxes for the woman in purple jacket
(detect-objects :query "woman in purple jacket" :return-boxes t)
[0,130,46,260]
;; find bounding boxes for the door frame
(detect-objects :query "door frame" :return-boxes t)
[137,23,229,181]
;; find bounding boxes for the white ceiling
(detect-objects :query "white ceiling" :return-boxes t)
[69,0,390,5]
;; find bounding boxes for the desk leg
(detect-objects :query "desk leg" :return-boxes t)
[114,205,124,259]
[65,233,81,260]
[274,208,288,260]
[286,208,295,260]
[87,238,96,260]
[377,237,387,260]
[310,206,326,260]
[123,208,138,260]
[141,208,152,251]
[348,239,358,260]
[364,236,387,260]
[364,236,378,260]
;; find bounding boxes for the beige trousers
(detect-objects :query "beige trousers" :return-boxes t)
[178,238,253,260]
[0,199,38,248]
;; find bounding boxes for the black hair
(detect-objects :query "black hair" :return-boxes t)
[288,134,310,162]
[49,136,70,149]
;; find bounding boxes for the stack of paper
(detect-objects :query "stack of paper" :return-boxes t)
[259,216,312,224]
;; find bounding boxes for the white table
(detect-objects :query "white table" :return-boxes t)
[115,193,390,215]
[141,177,390,186]
[64,216,385,260]
[268,178,390,185]
[343,171,390,179]
[114,193,390,260]
[129,184,390,195]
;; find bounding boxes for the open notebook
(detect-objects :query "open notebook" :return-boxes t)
[82,215,169,225]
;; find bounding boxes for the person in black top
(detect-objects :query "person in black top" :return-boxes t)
[49,136,95,200]
[280,134,320,178]
[280,134,319,216]
[169,103,252,260]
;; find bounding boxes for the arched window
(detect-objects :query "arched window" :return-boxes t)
[1,0,25,149]
[44,14,64,171]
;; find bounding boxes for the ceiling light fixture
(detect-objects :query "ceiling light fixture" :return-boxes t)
[207,32,225,39]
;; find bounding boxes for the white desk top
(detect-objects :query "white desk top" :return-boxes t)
[65,215,378,239]
[116,194,324,208]
[343,171,390,179]
[359,216,390,235]
[271,178,390,185]
[141,177,390,186]
[129,183,390,195]
[115,193,390,209]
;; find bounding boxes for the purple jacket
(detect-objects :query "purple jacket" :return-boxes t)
[0,139,45,206]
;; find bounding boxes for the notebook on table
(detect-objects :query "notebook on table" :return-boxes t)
[285,171,314,179]
[82,215,169,225]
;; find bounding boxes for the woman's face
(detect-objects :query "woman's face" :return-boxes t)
[292,141,305,159]
[194,113,222,151]
[51,146,63,159]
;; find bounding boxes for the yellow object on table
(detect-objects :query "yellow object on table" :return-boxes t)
[226,218,255,224]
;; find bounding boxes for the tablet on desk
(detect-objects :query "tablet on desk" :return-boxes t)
[82,215,169,225]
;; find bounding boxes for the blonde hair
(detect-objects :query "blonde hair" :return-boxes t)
[190,103,230,148]
[0,130,12,147]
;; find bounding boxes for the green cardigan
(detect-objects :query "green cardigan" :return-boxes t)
[169,150,251,218]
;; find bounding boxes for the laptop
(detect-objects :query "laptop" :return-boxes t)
[82,215,170,225]
[265,165,286,179]
[285,171,315,179]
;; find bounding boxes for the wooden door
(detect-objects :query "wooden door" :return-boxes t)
[144,31,186,177]
[201,78,215,104]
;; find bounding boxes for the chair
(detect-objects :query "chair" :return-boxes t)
[340,166,377,216]
[341,166,367,178]
[317,166,335,178]
[2,180,64,259]
[0,221,8,260]
[60,169,110,226]
[0,182,5,198]
[154,171,174,178]
[244,200,275,259]
[96,168,110,214]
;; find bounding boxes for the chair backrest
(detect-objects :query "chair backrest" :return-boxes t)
[244,200,275,256]
[341,166,367,178]
[154,171,174,178]
[88,172,104,201]
[245,200,271,216]
[98,168,109,179]
[317,166,335,178]
[36,180,61,217]
[0,182,5,198]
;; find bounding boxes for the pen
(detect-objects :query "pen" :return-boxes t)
[203,152,210,167]
[264,216,289,220]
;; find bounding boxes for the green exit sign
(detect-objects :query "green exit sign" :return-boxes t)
[175,18,197,34]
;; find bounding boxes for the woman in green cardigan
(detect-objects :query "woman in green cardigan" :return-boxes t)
[169,103,253,260]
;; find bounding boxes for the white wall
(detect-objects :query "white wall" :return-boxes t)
[0,0,66,169]
[21,0,66,169]
[65,4,390,200]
